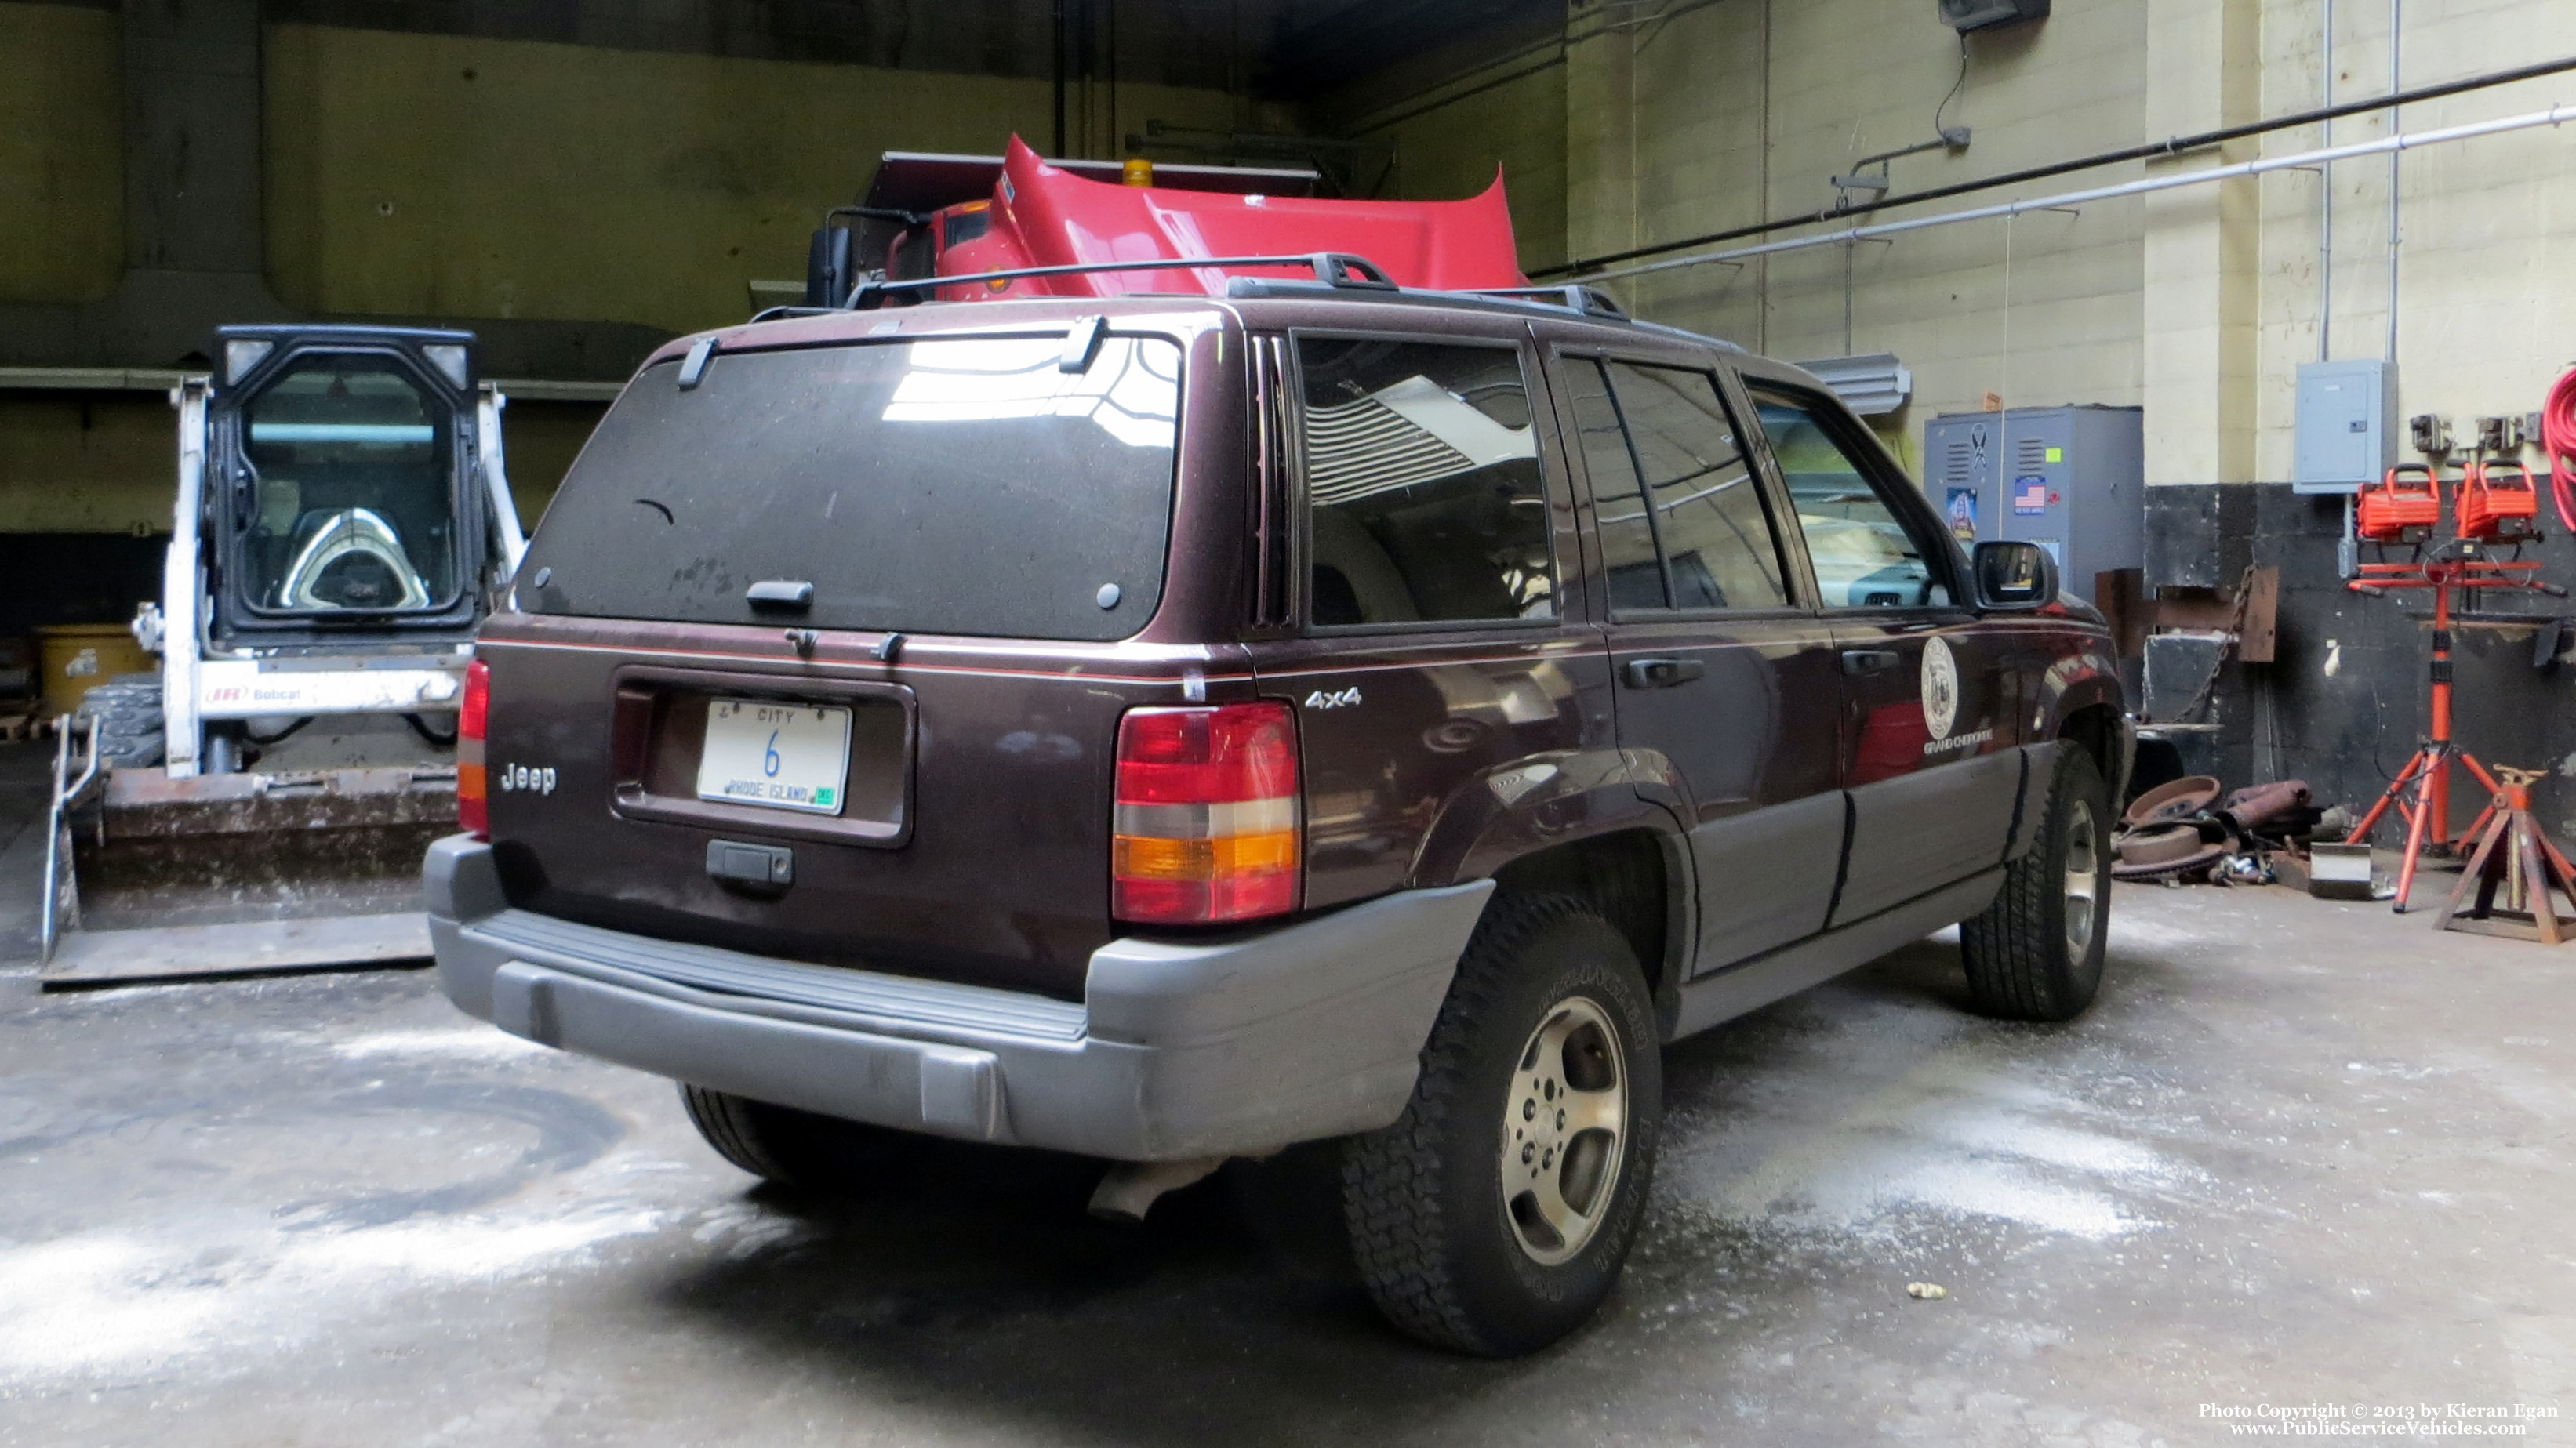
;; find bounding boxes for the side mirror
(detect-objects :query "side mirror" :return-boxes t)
[1971,539,2058,611]
[805,227,854,309]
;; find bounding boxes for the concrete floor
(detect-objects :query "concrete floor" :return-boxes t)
[1,742,2570,1446]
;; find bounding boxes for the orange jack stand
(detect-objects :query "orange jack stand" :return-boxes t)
[2432,767,2576,945]
[2342,555,2563,911]
[2342,558,2542,910]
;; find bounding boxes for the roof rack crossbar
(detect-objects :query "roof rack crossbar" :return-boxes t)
[1465,285,1630,320]
[841,252,1396,310]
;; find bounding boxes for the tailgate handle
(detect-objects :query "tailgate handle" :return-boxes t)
[1621,657,1704,689]
[746,579,813,611]
[707,839,794,891]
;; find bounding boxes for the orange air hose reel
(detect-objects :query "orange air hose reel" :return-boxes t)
[2356,462,2445,543]
[2457,456,2541,542]
[2545,365,2576,532]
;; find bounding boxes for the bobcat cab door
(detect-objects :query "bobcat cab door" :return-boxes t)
[204,325,491,650]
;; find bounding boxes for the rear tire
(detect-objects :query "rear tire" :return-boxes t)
[678,1085,921,1192]
[1341,894,1660,1357]
[1958,742,2113,1022]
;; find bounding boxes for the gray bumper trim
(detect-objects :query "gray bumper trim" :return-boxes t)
[467,909,1087,1043]
[425,837,1493,1161]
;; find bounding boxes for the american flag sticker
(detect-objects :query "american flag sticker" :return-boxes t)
[2012,476,2049,514]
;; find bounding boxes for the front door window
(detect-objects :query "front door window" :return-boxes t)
[240,357,459,615]
[1750,392,1948,608]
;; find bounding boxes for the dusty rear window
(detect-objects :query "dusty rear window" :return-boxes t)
[518,334,1183,640]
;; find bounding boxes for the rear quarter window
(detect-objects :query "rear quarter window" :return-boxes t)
[1297,337,1556,629]
[518,334,1183,641]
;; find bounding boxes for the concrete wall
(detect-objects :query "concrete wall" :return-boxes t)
[0,395,169,535]
[1317,47,1572,275]
[262,22,1249,336]
[1361,0,2576,489]
[1353,0,2576,818]
[1568,0,2153,473]
[2251,0,2576,483]
[0,2,1252,550]
[0,2,122,306]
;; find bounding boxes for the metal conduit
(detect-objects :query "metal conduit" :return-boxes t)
[1537,52,2576,280]
[1574,102,2576,285]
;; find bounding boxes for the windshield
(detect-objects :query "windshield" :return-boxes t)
[238,356,460,614]
[518,333,1184,641]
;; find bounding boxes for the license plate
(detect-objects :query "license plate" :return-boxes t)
[697,699,852,815]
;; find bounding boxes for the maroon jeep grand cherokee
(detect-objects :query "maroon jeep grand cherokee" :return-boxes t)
[431,268,2129,1355]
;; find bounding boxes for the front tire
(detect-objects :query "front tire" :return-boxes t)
[1341,895,1661,1356]
[71,677,165,770]
[1959,742,2113,1022]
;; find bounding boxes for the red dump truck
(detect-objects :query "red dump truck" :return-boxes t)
[802,135,1529,307]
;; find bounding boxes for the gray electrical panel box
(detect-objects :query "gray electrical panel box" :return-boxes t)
[2294,358,2398,493]
[1924,405,2144,604]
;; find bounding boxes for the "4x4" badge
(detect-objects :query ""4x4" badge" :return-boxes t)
[1303,687,1362,710]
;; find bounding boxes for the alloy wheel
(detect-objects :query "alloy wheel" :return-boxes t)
[1499,996,1628,1266]
[2063,797,2102,957]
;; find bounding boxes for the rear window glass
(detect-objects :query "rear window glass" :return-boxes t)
[518,335,1183,641]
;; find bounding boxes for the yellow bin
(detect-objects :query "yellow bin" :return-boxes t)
[38,623,152,716]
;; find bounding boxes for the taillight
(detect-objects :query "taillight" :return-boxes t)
[1113,702,1300,925]
[456,658,490,840]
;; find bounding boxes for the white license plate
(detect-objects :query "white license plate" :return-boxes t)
[697,699,852,815]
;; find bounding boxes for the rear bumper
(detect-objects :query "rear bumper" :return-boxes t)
[425,837,1491,1162]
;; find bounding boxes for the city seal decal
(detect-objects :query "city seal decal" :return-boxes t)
[1920,634,1960,742]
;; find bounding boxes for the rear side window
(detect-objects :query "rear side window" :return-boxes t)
[1299,338,1555,628]
[518,335,1182,641]
[1564,358,1789,613]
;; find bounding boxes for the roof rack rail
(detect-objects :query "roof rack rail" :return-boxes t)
[1214,275,1635,323]
[1467,285,1630,320]
[823,252,1399,311]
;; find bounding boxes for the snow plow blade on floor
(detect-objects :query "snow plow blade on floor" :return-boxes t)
[39,719,455,988]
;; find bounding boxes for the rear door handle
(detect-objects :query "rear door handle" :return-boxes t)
[1840,648,1902,677]
[1621,657,1705,689]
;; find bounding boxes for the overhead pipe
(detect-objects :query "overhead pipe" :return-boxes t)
[2320,0,2334,362]
[1538,53,2576,280]
[1572,102,2576,285]
[2387,0,2404,362]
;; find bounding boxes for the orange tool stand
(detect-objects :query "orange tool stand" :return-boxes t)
[2342,555,2555,911]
